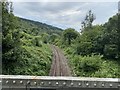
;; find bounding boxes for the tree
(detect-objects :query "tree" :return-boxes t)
[81,10,96,31]
[63,28,79,45]
[49,33,59,43]
[104,44,118,59]
[41,33,49,44]
[102,14,120,59]
[76,25,104,56]
[2,1,21,74]
[118,14,120,58]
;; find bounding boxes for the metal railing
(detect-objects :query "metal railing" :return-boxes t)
[0,75,120,90]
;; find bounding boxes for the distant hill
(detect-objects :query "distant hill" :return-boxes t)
[18,17,63,36]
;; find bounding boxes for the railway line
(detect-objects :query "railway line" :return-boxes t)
[49,45,71,76]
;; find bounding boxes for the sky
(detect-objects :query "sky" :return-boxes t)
[13,2,118,31]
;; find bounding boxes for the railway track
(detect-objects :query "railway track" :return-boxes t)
[49,45,71,76]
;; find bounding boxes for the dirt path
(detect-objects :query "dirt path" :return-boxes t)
[49,45,71,76]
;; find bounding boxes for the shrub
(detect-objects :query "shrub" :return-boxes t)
[34,37,42,47]
[104,44,118,59]
[76,42,93,56]
[70,55,103,77]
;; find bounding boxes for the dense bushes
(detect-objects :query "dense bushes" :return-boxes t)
[2,2,53,75]
[3,31,52,75]
[76,42,92,56]
[57,13,120,78]
[65,52,120,77]
[14,44,52,75]
[104,44,119,59]
[63,28,79,45]
[70,55,102,77]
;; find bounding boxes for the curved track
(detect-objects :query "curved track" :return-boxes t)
[49,45,71,76]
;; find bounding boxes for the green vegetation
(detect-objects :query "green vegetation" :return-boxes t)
[55,11,120,78]
[2,1,120,78]
[19,18,63,35]
[63,46,120,78]
[81,10,96,31]
[63,28,79,45]
[2,2,62,75]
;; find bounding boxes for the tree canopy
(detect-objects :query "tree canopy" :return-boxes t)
[81,10,96,31]
[63,28,79,45]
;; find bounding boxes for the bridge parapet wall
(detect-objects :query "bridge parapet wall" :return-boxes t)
[0,75,120,90]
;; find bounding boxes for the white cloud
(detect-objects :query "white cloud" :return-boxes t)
[13,2,118,31]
